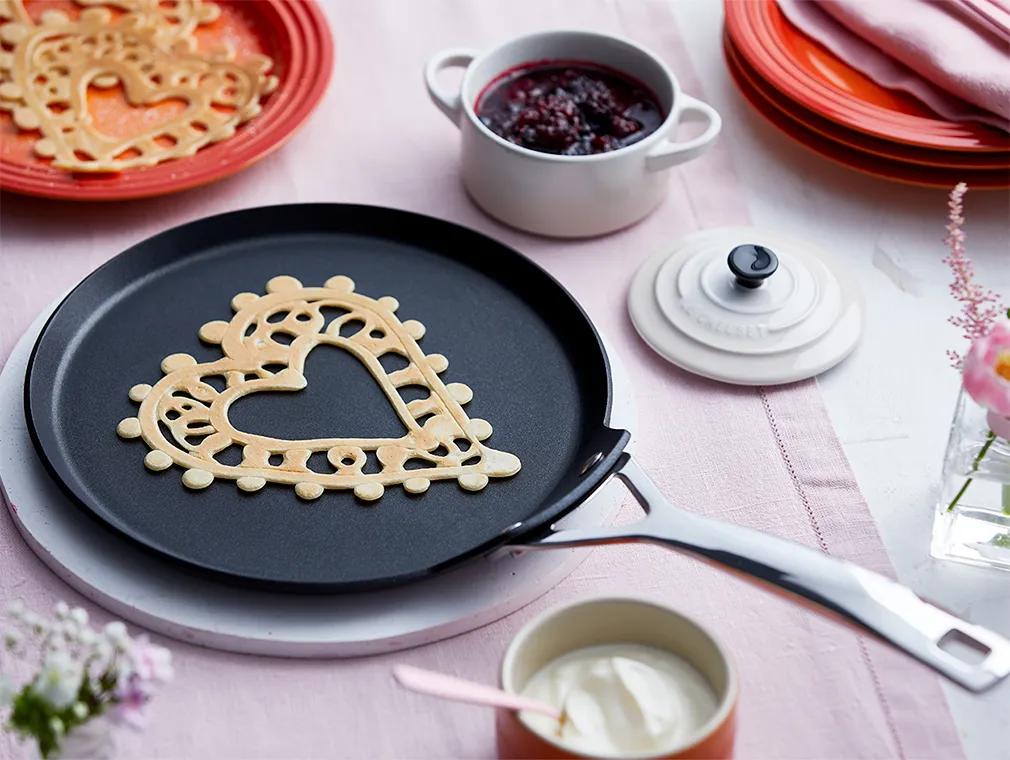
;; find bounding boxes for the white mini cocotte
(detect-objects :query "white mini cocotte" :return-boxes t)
[425,30,722,237]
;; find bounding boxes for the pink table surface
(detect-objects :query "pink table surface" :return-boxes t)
[0,1,962,757]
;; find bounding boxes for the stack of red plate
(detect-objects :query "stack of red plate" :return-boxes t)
[0,0,333,201]
[723,0,1010,188]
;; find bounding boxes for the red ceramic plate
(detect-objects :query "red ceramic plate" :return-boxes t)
[724,0,1010,152]
[0,0,332,201]
[724,36,1010,171]
[725,36,1010,189]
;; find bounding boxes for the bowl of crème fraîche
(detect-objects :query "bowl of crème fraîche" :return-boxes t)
[496,597,737,759]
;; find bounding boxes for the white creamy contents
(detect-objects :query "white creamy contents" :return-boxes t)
[519,644,718,756]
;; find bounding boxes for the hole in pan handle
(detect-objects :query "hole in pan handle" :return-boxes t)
[510,452,1010,693]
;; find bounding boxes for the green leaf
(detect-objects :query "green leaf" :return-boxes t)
[6,677,107,758]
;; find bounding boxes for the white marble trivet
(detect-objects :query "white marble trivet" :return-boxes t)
[0,299,635,657]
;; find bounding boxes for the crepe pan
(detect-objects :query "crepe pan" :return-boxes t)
[25,204,1010,691]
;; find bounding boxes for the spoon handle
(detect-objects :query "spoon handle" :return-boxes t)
[393,664,561,719]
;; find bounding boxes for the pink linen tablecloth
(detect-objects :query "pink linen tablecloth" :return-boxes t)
[0,1,962,757]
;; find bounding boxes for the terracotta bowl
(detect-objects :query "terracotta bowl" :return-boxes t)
[496,597,737,759]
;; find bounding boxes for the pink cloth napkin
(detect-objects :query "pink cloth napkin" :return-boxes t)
[955,0,1010,42]
[778,0,1010,131]
[0,1,966,757]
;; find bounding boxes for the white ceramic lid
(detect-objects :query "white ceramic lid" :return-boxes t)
[628,226,863,385]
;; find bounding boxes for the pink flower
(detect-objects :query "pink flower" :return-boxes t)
[129,636,173,684]
[110,675,150,729]
[108,637,172,729]
[963,321,1010,438]
[943,183,1004,368]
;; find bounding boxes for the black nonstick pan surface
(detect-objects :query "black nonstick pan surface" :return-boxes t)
[26,205,627,591]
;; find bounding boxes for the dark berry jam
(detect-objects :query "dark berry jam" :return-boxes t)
[476,61,664,156]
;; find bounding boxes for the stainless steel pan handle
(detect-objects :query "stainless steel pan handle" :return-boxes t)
[511,452,1010,693]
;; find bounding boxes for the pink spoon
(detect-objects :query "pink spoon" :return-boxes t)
[392,664,562,720]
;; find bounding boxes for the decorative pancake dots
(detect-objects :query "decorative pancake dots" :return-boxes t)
[0,0,277,172]
[116,275,521,503]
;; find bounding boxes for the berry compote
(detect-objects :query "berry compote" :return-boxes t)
[476,62,664,156]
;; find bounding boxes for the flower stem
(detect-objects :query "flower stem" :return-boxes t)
[947,430,998,512]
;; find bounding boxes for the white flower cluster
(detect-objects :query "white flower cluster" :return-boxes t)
[1,599,173,739]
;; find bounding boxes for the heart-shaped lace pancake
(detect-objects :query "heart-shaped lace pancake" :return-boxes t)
[0,0,277,172]
[116,275,522,502]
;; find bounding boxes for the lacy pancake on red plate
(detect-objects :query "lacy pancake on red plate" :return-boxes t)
[0,0,332,200]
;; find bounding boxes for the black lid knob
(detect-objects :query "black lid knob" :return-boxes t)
[728,244,778,289]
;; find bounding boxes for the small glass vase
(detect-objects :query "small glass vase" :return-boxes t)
[30,717,117,760]
[932,389,1010,570]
